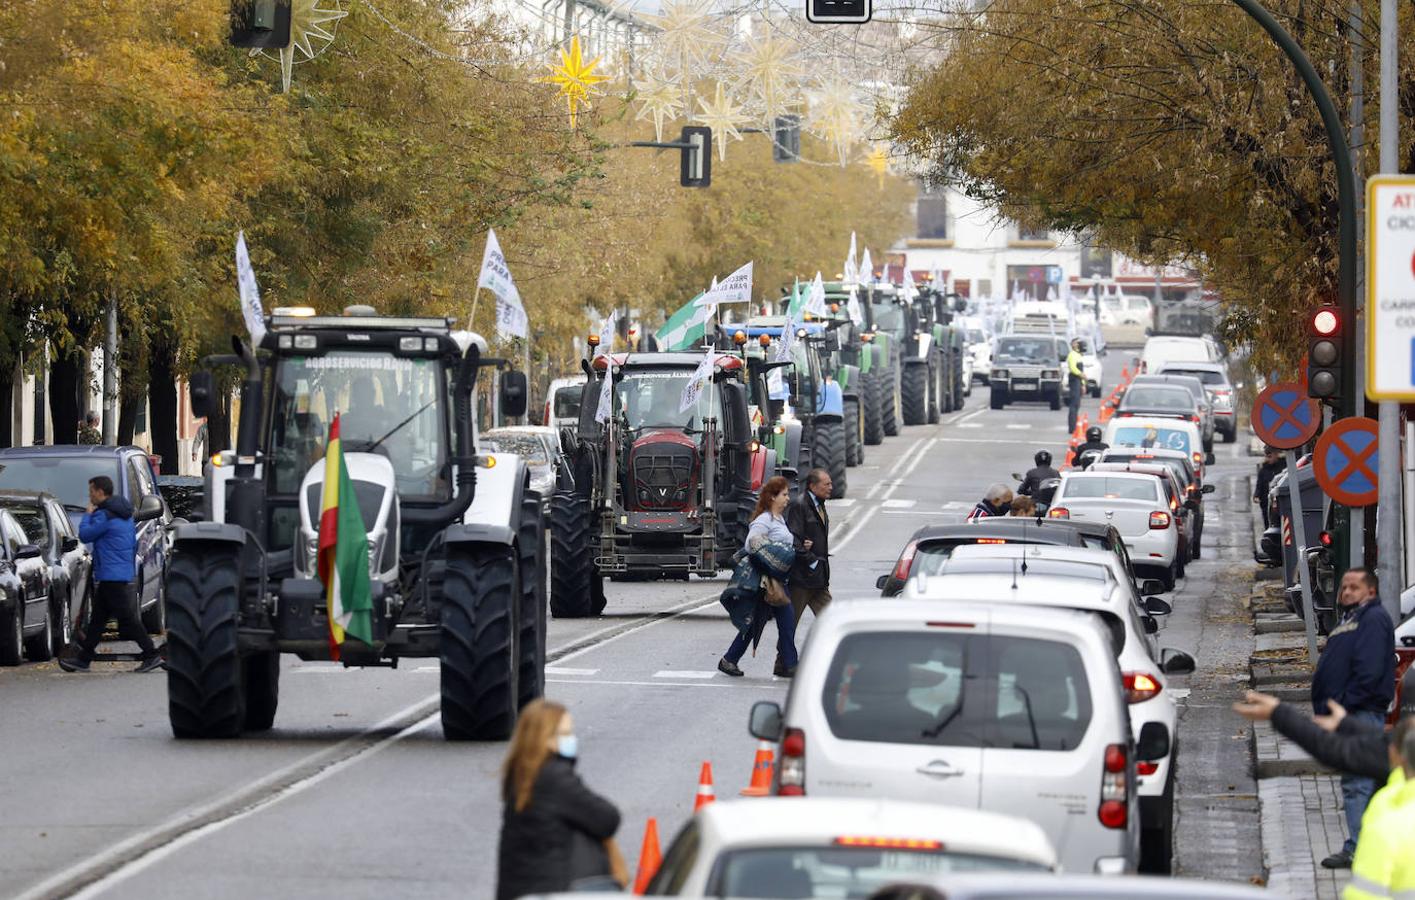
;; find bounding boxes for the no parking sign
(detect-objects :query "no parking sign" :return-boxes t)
[1250,383,1320,450]
[1313,417,1379,507]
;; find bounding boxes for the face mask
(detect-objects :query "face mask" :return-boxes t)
[557,734,578,760]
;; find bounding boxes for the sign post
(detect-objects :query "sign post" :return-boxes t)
[1252,383,1322,661]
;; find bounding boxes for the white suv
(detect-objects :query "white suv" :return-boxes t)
[1050,471,1183,590]
[748,599,1171,874]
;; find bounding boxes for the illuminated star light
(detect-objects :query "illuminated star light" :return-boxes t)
[542,35,611,129]
[865,144,890,188]
[632,68,685,143]
[693,81,750,161]
[807,79,867,166]
[641,0,727,81]
[735,31,805,122]
[259,0,348,93]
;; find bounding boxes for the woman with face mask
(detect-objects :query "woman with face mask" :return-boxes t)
[496,701,624,900]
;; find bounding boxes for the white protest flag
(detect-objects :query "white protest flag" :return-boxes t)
[846,283,864,324]
[845,231,858,284]
[477,229,528,340]
[767,366,788,400]
[930,261,944,292]
[235,231,266,348]
[775,310,799,361]
[679,350,716,413]
[595,364,615,423]
[805,271,828,316]
[902,269,918,302]
[595,310,617,357]
[858,248,874,286]
[699,262,753,308]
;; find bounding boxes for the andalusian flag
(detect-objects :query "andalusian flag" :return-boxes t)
[654,292,710,351]
[318,413,374,659]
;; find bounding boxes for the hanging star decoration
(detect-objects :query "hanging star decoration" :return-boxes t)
[735,32,805,122]
[807,79,866,166]
[641,0,727,83]
[693,81,749,161]
[632,67,685,143]
[865,144,890,188]
[257,0,348,93]
[542,35,610,129]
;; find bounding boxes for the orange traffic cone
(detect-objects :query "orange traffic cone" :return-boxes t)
[1079,413,1089,433]
[740,740,775,797]
[1120,365,1130,382]
[694,761,716,810]
[1099,402,1113,424]
[633,818,662,895]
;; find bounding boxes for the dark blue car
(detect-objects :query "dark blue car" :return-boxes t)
[0,445,170,633]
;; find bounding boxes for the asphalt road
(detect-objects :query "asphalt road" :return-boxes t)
[0,349,1264,899]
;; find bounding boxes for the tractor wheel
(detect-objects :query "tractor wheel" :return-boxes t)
[901,364,928,426]
[140,573,166,634]
[843,398,862,466]
[23,600,53,662]
[861,373,885,446]
[990,387,1008,410]
[881,368,902,436]
[953,366,966,409]
[928,365,943,422]
[166,546,246,739]
[549,491,600,618]
[715,500,749,568]
[440,544,519,741]
[242,650,280,732]
[517,493,547,709]
[815,419,848,498]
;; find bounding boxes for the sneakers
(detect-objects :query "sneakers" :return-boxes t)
[134,655,166,674]
[58,656,90,673]
[1320,850,1353,869]
[718,658,744,677]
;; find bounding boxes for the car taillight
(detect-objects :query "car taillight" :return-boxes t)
[779,728,806,795]
[1169,496,1178,511]
[1099,743,1129,829]
[1320,531,1332,547]
[1123,671,1162,703]
[1189,414,1199,423]
[1192,451,1202,466]
[891,541,918,585]
[1049,507,1070,519]
[1149,511,1171,529]
[1137,761,1159,776]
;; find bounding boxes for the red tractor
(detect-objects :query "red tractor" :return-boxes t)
[549,350,772,617]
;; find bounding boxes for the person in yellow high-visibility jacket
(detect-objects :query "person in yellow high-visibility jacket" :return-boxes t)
[1065,338,1085,433]
[1345,720,1415,900]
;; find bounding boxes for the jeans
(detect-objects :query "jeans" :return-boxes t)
[1340,709,1386,853]
[724,602,798,669]
[76,581,157,662]
[1066,375,1083,433]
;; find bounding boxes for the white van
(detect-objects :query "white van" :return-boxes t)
[543,375,587,440]
[1139,336,1215,374]
[749,599,1168,875]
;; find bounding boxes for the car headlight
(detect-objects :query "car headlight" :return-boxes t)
[1043,370,1058,378]
[992,369,1008,379]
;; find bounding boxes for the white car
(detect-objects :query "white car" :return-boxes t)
[959,317,993,384]
[1103,414,1208,475]
[543,375,587,437]
[482,425,559,504]
[1138,335,1215,374]
[1101,294,1152,326]
[646,798,1058,896]
[904,543,1197,872]
[748,598,1160,874]
[1048,471,1183,589]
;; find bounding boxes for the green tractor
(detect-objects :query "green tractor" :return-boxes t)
[820,283,888,447]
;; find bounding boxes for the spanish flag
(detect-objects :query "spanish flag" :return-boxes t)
[318,413,375,660]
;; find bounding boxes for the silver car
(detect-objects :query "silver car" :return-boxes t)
[481,426,559,505]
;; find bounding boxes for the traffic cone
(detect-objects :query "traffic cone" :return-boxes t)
[1079,413,1089,433]
[1099,401,1113,424]
[1120,365,1130,382]
[740,740,775,797]
[694,761,716,810]
[633,818,662,895]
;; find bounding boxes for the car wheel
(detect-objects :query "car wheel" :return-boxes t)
[1140,769,1176,874]
[50,590,73,653]
[1162,563,1177,592]
[0,600,23,666]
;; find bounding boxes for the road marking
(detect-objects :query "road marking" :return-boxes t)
[937,438,1063,446]
[1169,688,1192,700]
[835,437,939,553]
[942,501,970,511]
[861,431,934,502]
[545,666,599,676]
[651,670,717,679]
[1005,423,1032,430]
[549,678,786,691]
[958,423,983,429]
[882,499,916,509]
[831,498,857,508]
[957,407,987,425]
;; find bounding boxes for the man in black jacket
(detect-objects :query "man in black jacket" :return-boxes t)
[784,468,832,675]
[1018,450,1058,497]
[1253,446,1285,528]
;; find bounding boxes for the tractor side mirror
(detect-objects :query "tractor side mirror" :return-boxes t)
[134,495,165,523]
[500,372,529,419]
[189,370,216,420]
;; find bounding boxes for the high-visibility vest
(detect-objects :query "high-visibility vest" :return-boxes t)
[1345,774,1415,900]
[1066,349,1084,378]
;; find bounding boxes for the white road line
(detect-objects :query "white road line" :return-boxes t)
[1005,423,1032,430]
[544,666,599,676]
[548,678,785,690]
[830,498,857,508]
[862,432,933,501]
[942,501,970,511]
[882,499,916,509]
[1169,688,1192,700]
[957,407,987,425]
[958,423,983,429]
[651,670,718,679]
[835,437,939,553]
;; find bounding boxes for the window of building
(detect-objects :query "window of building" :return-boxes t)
[1014,223,1050,242]
[917,187,949,239]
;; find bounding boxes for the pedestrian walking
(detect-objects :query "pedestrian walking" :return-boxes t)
[719,476,798,678]
[496,700,624,900]
[1065,338,1085,433]
[59,476,163,673]
[1310,567,1396,869]
[785,468,832,627]
[1253,445,1285,529]
[966,483,1013,521]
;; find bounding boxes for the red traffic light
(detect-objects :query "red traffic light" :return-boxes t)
[1312,307,1339,336]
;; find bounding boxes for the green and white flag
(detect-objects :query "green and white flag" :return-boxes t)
[805,271,828,316]
[654,292,710,350]
[785,278,803,317]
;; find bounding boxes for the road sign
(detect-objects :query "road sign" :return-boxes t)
[1251,382,1320,450]
[1365,175,1415,400]
[1313,417,1379,507]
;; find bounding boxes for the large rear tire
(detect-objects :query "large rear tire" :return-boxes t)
[843,398,862,466]
[549,491,600,618]
[861,373,884,446]
[929,362,944,422]
[882,368,901,436]
[517,493,547,710]
[440,545,519,741]
[242,650,280,732]
[815,419,848,498]
[166,546,245,739]
[901,364,928,426]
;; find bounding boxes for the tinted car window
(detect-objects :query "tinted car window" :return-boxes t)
[552,386,582,419]
[1122,387,1194,410]
[1062,477,1160,502]
[0,458,122,511]
[822,632,1092,750]
[6,505,48,547]
[710,846,1048,899]
[1111,426,1193,453]
[125,460,143,505]
[1162,367,1226,385]
[2,514,25,555]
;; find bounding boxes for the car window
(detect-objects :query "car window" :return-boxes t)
[1061,477,1160,502]
[1110,426,1193,453]
[50,503,76,540]
[1162,367,1226,386]
[647,821,700,895]
[0,458,123,511]
[917,558,1108,582]
[1123,387,1194,410]
[6,505,48,548]
[822,632,1092,750]
[482,432,550,464]
[709,846,1048,899]
[1,515,25,555]
[125,460,143,503]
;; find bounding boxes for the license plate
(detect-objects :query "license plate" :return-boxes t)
[1014,380,1037,388]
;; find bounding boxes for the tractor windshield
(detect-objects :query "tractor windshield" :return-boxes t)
[615,368,719,431]
[870,302,906,333]
[268,351,449,499]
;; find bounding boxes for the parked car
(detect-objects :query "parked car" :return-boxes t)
[481,426,559,504]
[1096,450,1214,556]
[1157,360,1237,442]
[1048,470,1183,589]
[0,508,54,665]
[0,490,91,655]
[748,598,1164,874]
[866,872,1271,900]
[0,445,170,632]
[1127,374,1214,450]
[960,319,992,385]
[646,798,1058,897]
[1101,294,1152,326]
[543,375,587,438]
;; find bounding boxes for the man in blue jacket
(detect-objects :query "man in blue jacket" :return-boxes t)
[59,476,163,673]
[1311,566,1395,868]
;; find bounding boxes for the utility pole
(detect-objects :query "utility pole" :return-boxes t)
[102,289,118,444]
[1349,0,1366,570]
[1375,0,1401,621]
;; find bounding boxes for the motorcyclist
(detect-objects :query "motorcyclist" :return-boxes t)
[1074,426,1109,469]
[1018,450,1059,496]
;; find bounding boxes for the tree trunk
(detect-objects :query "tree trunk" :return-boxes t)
[0,361,13,448]
[48,349,82,445]
[149,340,179,474]
[117,385,140,445]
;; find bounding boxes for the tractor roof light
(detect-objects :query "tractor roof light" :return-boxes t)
[733,330,748,346]
[587,333,601,346]
[759,334,772,348]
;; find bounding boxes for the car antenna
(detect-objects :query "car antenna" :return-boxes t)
[1019,516,1029,576]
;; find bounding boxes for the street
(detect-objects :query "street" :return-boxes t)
[1,350,1269,899]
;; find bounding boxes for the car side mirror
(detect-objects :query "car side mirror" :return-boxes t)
[15,543,42,560]
[748,701,784,742]
[1140,579,1166,597]
[1205,452,1216,465]
[134,495,164,523]
[61,536,79,553]
[1142,615,1159,635]
[1202,484,1216,494]
[189,369,216,421]
[1137,721,1171,762]
[875,574,888,590]
[1161,648,1196,675]
[499,371,529,419]
[1144,596,1172,616]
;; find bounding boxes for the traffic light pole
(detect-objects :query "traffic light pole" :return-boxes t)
[1376,0,1402,621]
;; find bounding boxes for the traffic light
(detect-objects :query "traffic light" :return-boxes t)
[806,0,872,23]
[1307,305,1341,401]
[679,126,711,188]
[772,115,801,163]
[230,0,291,49]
